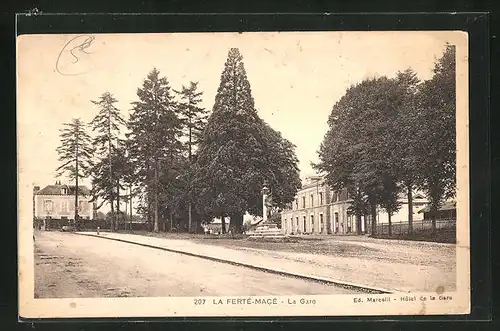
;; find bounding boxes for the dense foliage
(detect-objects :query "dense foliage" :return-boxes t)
[315,45,456,234]
[194,48,301,233]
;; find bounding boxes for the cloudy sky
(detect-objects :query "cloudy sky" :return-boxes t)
[18,31,457,199]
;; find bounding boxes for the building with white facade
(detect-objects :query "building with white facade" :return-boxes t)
[33,181,94,221]
[280,176,428,235]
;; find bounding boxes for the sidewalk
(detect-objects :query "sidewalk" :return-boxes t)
[76,232,455,294]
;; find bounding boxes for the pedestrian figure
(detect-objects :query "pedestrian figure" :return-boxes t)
[97,226,100,235]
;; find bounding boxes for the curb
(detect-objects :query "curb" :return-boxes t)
[75,232,397,295]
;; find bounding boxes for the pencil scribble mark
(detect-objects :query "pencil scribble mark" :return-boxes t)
[56,35,96,76]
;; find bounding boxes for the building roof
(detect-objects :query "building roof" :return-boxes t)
[418,201,456,213]
[301,176,327,190]
[35,183,91,196]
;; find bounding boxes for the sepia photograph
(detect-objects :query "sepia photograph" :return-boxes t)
[17,30,469,318]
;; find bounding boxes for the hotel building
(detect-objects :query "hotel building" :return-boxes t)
[280,176,428,235]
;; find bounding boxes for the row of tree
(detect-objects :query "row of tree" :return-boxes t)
[315,45,456,235]
[55,48,302,233]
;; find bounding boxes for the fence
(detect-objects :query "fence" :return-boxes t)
[33,217,152,232]
[367,219,456,235]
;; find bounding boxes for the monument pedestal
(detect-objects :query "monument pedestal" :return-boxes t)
[249,223,285,239]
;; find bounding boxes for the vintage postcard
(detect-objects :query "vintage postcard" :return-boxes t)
[17,30,469,319]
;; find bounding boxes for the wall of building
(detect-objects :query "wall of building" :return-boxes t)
[375,196,427,224]
[34,195,93,220]
[281,177,429,235]
[281,179,350,235]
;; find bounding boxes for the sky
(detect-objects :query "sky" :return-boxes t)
[17,31,460,212]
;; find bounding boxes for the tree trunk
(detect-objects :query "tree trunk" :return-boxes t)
[431,213,436,234]
[221,215,226,234]
[363,215,367,234]
[74,132,79,224]
[169,211,174,232]
[146,190,151,229]
[388,213,392,236]
[129,185,133,231]
[230,213,244,234]
[356,213,362,235]
[407,184,413,235]
[188,202,192,232]
[107,111,115,232]
[188,111,193,233]
[370,203,377,235]
[153,166,159,232]
[116,179,120,231]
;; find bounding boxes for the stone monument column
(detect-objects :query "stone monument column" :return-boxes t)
[262,184,269,224]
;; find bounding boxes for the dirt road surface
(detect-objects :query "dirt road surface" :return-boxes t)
[34,231,357,298]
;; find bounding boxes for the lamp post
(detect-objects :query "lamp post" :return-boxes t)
[261,184,270,224]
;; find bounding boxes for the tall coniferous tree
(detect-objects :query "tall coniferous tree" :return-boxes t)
[88,92,126,231]
[195,48,301,233]
[55,118,94,223]
[127,68,182,232]
[175,81,208,232]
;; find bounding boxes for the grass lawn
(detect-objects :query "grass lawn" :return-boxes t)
[121,230,369,257]
[124,230,381,258]
[113,229,455,268]
[196,237,379,258]
[370,228,456,244]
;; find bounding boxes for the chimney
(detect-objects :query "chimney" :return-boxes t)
[33,186,40,193]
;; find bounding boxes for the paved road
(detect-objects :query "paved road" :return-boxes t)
[34,231,357,298]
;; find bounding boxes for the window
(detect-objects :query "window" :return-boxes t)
[43,200,53,213]
[319,192,323,205]
[339,189,348,201]
[303,216,306,232]
[295,199,298,209]
[302,196,306,208]
[61,201,68,213]
[320,214,323,233]
[311,215,314,233]
[78,201,88,213]
[310,194,314,207]
[296,217,299,231]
